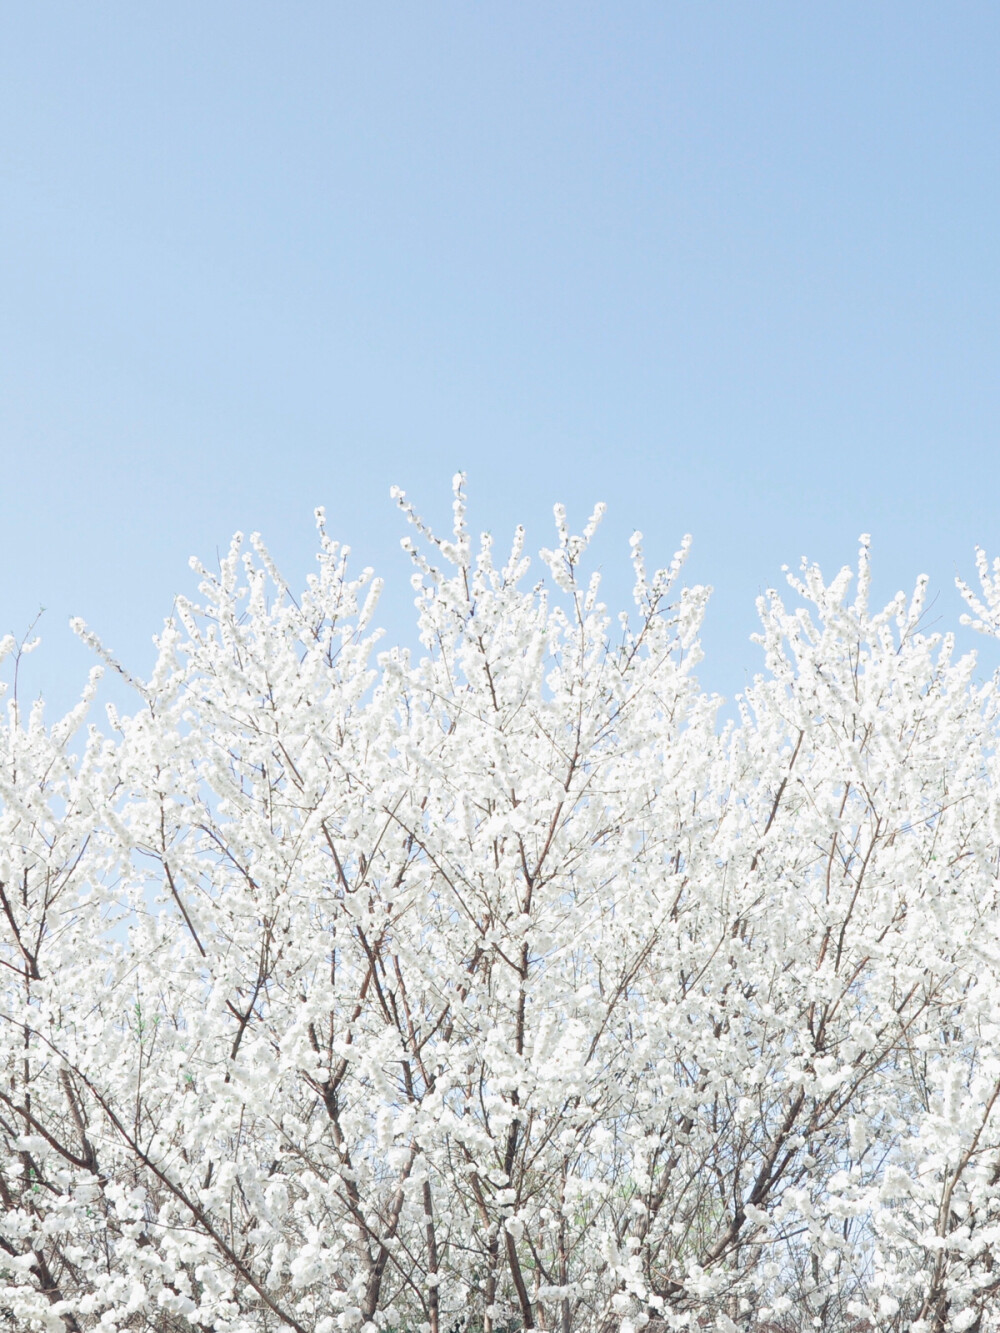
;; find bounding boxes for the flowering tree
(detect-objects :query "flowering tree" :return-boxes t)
[3,477,1000,1333]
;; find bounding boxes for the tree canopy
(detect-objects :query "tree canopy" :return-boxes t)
[3,479,1000,1333]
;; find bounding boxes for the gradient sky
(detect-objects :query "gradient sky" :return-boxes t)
[3,3,1000,715]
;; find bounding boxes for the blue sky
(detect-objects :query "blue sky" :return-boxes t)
[3,3,1000,712]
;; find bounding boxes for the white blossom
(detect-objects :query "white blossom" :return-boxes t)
[2,495,1000,1331]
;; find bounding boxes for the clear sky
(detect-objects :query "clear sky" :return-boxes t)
[3,3,1000,713]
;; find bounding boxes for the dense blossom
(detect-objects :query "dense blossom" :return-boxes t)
[3,478,1000,1333]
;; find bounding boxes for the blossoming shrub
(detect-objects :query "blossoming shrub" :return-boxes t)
[3,479,1000,1333]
